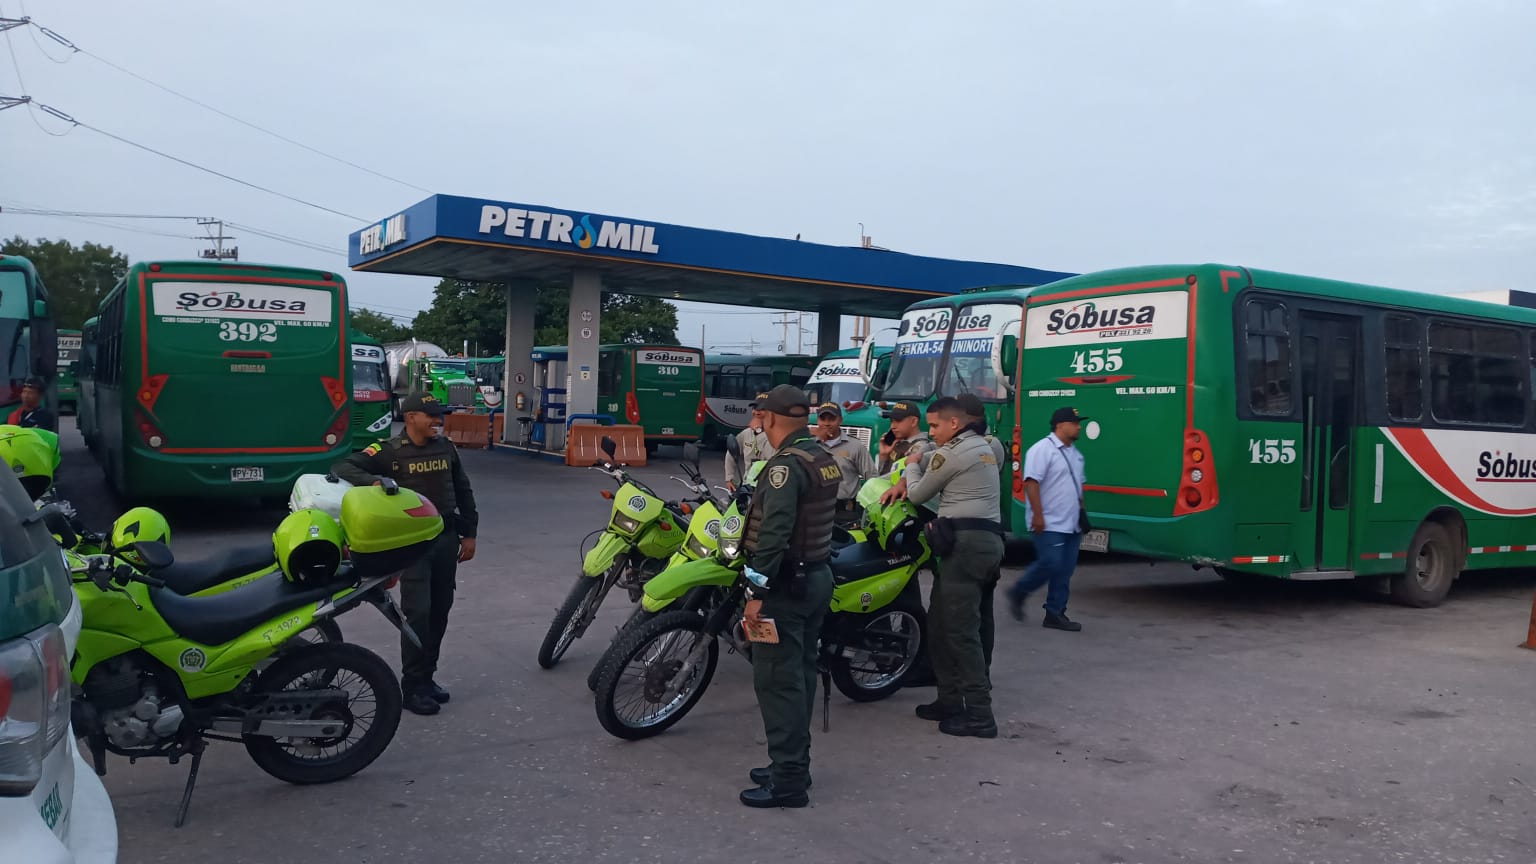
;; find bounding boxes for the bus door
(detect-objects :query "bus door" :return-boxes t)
[1297,313,1362,571]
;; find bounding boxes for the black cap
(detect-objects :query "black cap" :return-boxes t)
[1050,406,1088,427]
[816,402,842,419]
[747,391,770,409]
[887,401,921,421]
[20,377,43,391]
[401,391,450,416]
[955,394,987,418]
[757,384,810,418]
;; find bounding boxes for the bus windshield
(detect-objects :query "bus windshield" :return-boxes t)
[805,357,867,406]
[353,358,389,393]
[883,306,952,400]
[937,301,1022,401]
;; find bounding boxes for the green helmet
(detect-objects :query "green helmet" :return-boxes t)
[112,506,172,566]
[274,508,344,586]
[0,424,56,499]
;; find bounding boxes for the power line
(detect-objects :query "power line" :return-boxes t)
[19,12,432,195]
[1,9,65,136]
[0,203,348,259]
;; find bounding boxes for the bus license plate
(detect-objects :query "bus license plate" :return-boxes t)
[1082,529,1109,553]
[231,466,264,483]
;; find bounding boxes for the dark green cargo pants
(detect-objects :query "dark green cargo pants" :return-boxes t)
[751,564,833,793]
[929,530,1004,710]
[399,531,461,694]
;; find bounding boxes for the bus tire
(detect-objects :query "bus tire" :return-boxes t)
[1391,521,1457,608]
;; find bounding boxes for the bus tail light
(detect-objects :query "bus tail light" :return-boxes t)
[626,392,640,425]
[694,396,705,426]
[321,376,347,409]
[1173,428,1218,516]
[135,410,165,448]
[323,411,349,447]
[1011,427,1024,495]
[138,373,168,412]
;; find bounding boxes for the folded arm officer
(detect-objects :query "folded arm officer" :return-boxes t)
[725,393,775,492]
[738,385,840,809]
[334,391,478,717]
[814,402,876,526]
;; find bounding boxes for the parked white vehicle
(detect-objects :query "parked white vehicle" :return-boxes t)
[1,468,117,863]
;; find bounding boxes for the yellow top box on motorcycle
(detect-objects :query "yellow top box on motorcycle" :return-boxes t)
[339,485,444,575]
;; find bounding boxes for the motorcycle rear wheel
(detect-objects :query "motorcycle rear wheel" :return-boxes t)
[829,605,925,703]
[593,610,719,740]
[538,569,611,669]
[244,642,402,785]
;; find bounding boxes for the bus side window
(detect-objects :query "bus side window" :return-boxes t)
[1384,315,1423,422]
[1429,321,1524,427]
[598,351,621,395]
[1244,299,1293,416]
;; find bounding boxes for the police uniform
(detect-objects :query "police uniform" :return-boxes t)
[725,393,776,489]
[740,385,840,808]
[879,402,932,477]
[815,403,876,526]
[334,392,478,714]
[904,426,1004,738]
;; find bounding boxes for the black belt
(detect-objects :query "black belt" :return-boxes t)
[947,518,1005,535]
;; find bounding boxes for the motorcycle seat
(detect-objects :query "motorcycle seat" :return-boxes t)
[828,540,912,586]
[153,571,335,647]
[153,543,279,596]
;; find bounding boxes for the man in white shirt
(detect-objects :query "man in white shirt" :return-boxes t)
[1005,406,1088,632]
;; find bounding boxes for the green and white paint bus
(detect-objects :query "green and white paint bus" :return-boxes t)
[79,260,351,500]
[56,328,82,415]
[700,353,815,446]
[1016,263,1536,607]
[531,344,706,450]
[804,346,892,455]
[350,332,393,450]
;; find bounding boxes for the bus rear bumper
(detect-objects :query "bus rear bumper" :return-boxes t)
[127,448,348,499]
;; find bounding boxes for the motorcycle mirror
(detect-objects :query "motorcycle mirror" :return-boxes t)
[725,434,742,461]
[39,505,76,547]
[600,436,619,459]
[131,540,175,571]
[682,442,701,468]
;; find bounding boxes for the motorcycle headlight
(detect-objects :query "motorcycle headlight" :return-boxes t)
[685,533,713,559]
[611,513,642,535]
[718,536,741,561]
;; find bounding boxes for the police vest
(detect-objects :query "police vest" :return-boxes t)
[744,443,841,567]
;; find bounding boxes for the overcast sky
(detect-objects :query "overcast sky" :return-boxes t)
[3,1,1532,353]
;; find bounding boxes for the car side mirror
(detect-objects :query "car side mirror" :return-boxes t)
[132,540,175,571]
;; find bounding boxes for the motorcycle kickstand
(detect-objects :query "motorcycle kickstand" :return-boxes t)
[820,667,832,733]
[173,738,207,829]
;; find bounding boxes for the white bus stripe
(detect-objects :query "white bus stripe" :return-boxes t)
[1374,443,1384,504]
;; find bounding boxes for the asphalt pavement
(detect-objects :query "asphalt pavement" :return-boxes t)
[54,421,1536,864]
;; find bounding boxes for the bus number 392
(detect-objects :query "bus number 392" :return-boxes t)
[219,321,279,343]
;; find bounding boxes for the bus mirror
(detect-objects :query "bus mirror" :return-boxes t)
[32,299,46,317]
[600,436,618,459]
[1001,335,1018,378]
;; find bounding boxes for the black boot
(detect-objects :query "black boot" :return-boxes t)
[749,766,812,788]
[404,689,441,716]
[1006,586,1026,622]
[915,700,964,722]
[425,680,450,704]
[740,786,809,808]
[939,707,998,738]
[1042,611,1082,632]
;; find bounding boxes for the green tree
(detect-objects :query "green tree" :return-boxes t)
[411,279,679,354]
[0,236,128,329]
[348,307,410,342]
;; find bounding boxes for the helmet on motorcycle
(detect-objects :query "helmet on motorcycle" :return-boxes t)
[111,506,172,566]
[274,508,344,586]
[0,424,56,499]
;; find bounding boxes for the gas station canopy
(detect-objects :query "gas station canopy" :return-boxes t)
[348,194,1075,318]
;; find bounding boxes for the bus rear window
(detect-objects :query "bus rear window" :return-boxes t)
[1244,299,1293,416]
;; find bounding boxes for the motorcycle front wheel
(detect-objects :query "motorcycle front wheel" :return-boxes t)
[592,610,719,740]
[243,641,403,785]
[586,585,724,691]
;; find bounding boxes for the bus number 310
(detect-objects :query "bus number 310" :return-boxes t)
[219,321,278,343]
[1248,438,1297,464]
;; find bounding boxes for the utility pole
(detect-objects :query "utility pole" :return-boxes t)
[197,219,238,261]
[772,312,794,353]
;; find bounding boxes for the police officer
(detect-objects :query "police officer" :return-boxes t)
[8,378,54,430]
[725,393,775,492]
[739,384,840,808]
[334,391,479,717]
[956,394,1007,668]
[883,396,1004,738]
[813,402,875,526]
[877,401,931,477]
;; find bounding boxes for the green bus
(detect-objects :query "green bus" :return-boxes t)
[530,344,705,449]
[351,332,393,450]
[56,328,82,415]
[700,353,815,445]
[79,260,352,500]
[0,254,60,428]
[79,317,100,451]
[804,346,892,454]
[844,287,1029,513]
[1015,263,1536,607]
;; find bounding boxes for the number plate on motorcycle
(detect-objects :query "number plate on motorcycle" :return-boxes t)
[1082,529,1109,553]
[231,466,265,483]
[742,618,780,644]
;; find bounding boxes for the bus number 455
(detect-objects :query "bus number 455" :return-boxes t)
[1248,438,1297,464]
[1069,348,1123,374]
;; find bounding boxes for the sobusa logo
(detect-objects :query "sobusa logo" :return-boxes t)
[1046,301,1155,337]
[952,311,994,332]
[1477,450,1536,481]
[899,310,950,339]
[811,362,861,380]
[176,290,308,315]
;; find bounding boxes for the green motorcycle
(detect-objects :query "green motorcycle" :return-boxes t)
[591,471,933,740]
[537,438,715,669]
[64,480,441,827]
